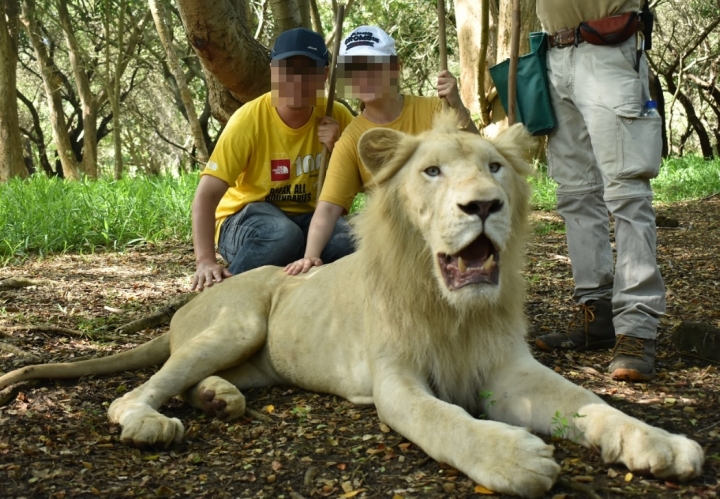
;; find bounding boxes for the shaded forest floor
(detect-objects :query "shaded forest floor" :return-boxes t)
[1,200,719,499]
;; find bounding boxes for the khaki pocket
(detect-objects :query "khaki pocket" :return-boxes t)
[615,112,662,179]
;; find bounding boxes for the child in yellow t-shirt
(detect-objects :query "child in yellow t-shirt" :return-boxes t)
[285,25,478,275]
[191,28,354,291]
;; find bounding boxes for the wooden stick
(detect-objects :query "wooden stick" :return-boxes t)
[507,0,521,125]
[437,0,449,109]
[317,3,345,196]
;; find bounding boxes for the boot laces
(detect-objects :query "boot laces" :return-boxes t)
[568,303,596,347]
[612,335,645,358]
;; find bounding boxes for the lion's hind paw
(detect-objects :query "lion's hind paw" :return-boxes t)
[197,376,246,422]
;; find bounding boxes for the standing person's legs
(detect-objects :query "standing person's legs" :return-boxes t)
[218,202,305,275]
[291,212,355,263]
[534,42,617,352]
[574,39,664,380]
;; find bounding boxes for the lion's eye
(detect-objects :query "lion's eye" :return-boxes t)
[489,162,503,173]
[424,166,441,177]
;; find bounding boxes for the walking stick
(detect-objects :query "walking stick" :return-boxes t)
[317,4,345,196]
[507,0,521,125]
[437,0,449,109]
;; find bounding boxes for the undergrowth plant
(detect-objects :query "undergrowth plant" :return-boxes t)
[0,174,198,262]
[530,155,720,209]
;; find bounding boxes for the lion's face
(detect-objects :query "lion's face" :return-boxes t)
[357,117,533,306]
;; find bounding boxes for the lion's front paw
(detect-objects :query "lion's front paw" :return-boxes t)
[118,408,184,449]
[197,376,246,421]
[471,426,560,498]
[109,399,184,449]
[603,425,704,480]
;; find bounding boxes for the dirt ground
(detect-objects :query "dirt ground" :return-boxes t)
[1,200,719,499]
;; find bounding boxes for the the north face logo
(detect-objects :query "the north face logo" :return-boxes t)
[271,159,291,181]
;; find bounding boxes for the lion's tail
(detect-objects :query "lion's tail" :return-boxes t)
[0,333,170,390]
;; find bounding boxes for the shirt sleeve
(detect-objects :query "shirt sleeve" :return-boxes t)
[201,107,254,186]
[319,127,363,211]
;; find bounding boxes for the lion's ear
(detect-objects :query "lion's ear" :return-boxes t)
[358,128,406,176]
[488,123,536,176]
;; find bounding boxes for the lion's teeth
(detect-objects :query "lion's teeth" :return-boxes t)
[481,254,495,271]
[458,256,467,273]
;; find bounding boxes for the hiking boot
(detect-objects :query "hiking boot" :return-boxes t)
[609,335,656,382]
[535,299,616,351]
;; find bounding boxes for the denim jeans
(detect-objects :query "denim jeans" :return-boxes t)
[545,38,665,340]
[218,202,355,275]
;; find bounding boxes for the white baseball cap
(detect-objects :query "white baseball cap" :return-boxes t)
[339,26,397,59]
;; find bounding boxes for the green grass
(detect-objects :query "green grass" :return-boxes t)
[2,155,719,262]
[0,174,198,262]
[530,155,720,209]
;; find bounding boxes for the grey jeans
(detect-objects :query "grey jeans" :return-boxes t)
[545,37,665,340]
[218,202,355,275]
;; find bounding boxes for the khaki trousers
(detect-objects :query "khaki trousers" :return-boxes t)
[545,37,665,340]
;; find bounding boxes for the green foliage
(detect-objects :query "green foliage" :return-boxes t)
[530,156,720,211]
[0,174,198,262]
[651,156,720,203]
[551,410,585,442]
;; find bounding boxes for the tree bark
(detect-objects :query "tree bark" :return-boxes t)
[21,0,82,180]
[149,0,209,164]
[455,0,496,121]
[269,0,304,39]
[177,0,271,119]
[56,0,98,178]
[0,0,27,181]
[497,0,539,61]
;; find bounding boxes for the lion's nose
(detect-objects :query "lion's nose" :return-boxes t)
[458,199,504,221]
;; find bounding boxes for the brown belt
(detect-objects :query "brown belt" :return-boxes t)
[548,28,584,48]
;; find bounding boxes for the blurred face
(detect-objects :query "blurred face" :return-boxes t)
[271,56,327,109]
[338,56,400,102]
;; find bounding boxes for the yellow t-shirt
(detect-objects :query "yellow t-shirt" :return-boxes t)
[319,95,443,211]
[536,0,641,34]
[201,92,354,239]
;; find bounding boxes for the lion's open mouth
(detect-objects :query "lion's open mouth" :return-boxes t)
[438,234,500,290]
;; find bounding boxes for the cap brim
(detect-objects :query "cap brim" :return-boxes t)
[271,50,327,64]
[339,47,396,59]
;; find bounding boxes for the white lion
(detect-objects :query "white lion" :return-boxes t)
[0,114,704,498]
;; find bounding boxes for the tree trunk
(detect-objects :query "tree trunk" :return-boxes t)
[455,0,497,122]
[486,0,540,126]
[497,0,539,61]
[269,0,304,39]
[149,0,209,164]
[663,73,715,159]
[56,0,98,178]
[0,0,27,181]
[176,0,271,120]
[20,0,81,180]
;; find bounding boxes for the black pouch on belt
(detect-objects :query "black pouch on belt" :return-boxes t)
[578,12,639,46]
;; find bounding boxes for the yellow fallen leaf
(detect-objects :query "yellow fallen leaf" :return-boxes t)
[81,461,93,469]
[341,481,353,493]
[339,489,367,498]
[379,423,391,433]
[625,472,633,482]
[392,495,404,499]
[474,484,495,494]
[265,405,275,413]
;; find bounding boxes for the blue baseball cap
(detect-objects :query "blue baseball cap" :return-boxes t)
[271,28,329,66]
